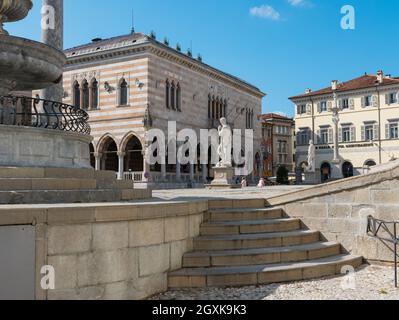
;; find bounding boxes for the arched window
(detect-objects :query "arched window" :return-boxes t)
[208,95,211,119]
[212,96,215,119]
[170,81,176,109]
[215,98,220,119]
[165,80,170,109]
[176,83,181,111]
[90,78,99,109]
[82,80,89,110]
[223,99,227,118]
[73,81,80,108]
[119,78,128,106]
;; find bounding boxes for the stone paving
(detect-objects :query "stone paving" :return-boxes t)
[152,186,309,201]
[150,264,399,300]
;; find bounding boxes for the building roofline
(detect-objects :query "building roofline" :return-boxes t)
[64,33,266,98]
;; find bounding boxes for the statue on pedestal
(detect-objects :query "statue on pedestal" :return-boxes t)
[216,117,232,168]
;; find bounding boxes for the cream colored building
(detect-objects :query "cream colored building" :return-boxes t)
[290,71,399,183]
[61,32,265,186]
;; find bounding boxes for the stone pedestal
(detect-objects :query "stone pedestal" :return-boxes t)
[207,167,241,189]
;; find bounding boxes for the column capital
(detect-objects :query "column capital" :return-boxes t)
[94,152,102,158]
[117,151,126,157]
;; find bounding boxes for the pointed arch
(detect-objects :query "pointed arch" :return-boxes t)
[73,80,80,108]
[82,79,89,110]
[90,78,99,109]
[118,78,128,106]
[165,79,170,109]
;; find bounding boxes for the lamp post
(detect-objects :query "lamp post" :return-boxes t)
[331,81,341,164]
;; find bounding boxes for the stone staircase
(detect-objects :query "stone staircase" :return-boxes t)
[0,167,151,204]
[168,201,363,288]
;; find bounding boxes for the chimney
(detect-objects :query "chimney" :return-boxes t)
[305,88,312,94]
[331,80,338,91]
[377,70,384,83]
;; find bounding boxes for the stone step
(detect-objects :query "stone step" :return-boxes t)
[183,242,341,267]
[0,176,133,191]
[169,254,363,288]
[0,178,98,191]
[0,188,151,204]
[0,167,117,180]
[208,208,283,222]
[193,230,320,251]
[208,199,266,210]
[200,218,301,236]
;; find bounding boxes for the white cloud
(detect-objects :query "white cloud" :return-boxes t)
[288,0,312,7]
[249,5,281,21]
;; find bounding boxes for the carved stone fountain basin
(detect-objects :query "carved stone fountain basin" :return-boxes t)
[0,35,66,95]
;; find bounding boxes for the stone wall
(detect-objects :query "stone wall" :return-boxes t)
[0,200,206,300]
[266,160,399,262]
[0,125,92,169]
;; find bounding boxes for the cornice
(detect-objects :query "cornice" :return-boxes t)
[65,41,265,99]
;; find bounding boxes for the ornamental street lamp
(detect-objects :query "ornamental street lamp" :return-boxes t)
[331,80,341,164]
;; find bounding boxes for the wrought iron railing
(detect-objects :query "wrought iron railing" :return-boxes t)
[0,95,91,135]
[367,215,399,287]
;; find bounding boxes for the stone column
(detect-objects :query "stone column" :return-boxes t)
[117,152,125,180]
[40,0,64,102]
[94,152,102,171]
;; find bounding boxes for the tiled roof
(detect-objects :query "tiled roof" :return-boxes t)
[259,113,294,122]
[290,74,399,100]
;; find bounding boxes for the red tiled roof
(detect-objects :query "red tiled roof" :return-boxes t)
[290,74,399,100]
[259,113,293,121]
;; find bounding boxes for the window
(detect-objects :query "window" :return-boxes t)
[342,127,351,142]
[170,81,176,109]
[82,80,89,110]
[207,95,211,119]
[73,81,80,108]
[365,125,374,141]
[342,99,349,109]
[320,101,327,112]
[390,123,398,139]
[166,80,170,109]
[389,93,398,104]
[320,129,329,144]
[91,78,98,109]
[364,96,372,107]
[297,129,310,145]
[298,104,307,114]
[246,109,254,129]
[119,78,128,106]
[176,83,181,111]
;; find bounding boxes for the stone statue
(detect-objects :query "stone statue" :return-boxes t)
[216,117,232,168]
[306,140,316,172]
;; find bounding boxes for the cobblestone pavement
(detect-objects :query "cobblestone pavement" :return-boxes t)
[150,265,399,300]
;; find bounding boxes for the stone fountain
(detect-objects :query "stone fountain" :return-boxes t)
[0,0,92,168]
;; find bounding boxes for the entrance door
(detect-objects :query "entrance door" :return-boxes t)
[320,162,331,183]
[342,161,354,178]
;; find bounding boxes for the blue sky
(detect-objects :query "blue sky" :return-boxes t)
[7,0,399,117]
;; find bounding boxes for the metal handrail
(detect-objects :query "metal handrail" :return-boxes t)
[0,95,91,135]
[367,215,399,287]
